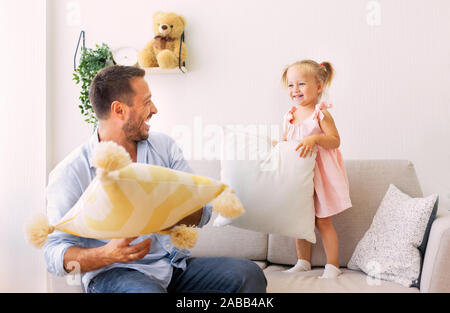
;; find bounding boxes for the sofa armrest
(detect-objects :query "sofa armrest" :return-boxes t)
[420,209,450,293]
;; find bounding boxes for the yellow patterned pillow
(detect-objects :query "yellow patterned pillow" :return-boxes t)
[26,141,244,249]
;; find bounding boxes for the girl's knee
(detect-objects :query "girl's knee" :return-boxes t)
[315,217,333,231]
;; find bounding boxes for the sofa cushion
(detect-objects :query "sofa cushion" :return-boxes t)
[263,265,419,293]
[190,211,268,260]
[267,160,424,266]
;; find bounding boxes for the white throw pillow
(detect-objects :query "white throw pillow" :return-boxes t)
[215,128,316,243]
[347,184,438,287]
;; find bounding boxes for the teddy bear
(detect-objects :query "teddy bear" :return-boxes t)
[138,11,188,69]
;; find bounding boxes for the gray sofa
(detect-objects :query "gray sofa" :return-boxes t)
[47,160,450,293]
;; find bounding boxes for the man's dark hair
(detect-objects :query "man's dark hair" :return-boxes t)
[89,65,146,120]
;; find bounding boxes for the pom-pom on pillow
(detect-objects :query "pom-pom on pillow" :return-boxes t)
[214,128,316,243]
[26,141,244,249]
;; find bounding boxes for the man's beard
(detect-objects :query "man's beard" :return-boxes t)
[123,111,149,142]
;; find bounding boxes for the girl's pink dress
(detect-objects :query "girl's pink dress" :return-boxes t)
[283,101,352,218]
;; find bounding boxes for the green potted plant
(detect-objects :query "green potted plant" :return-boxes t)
[73,42,115,128]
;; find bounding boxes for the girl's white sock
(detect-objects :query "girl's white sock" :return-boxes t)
[282,259,311,273]
[318,264,342,279]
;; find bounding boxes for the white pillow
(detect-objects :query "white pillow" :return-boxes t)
[347,184,438,287]
[215,128,316,243]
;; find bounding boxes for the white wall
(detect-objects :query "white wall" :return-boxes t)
[0,0,47,292]
[48,0,449,208]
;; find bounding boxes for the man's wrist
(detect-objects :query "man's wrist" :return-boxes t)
[93,244,116,268]
[64,245,115,274]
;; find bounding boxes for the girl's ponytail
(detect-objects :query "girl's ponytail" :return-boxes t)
[320,61,335,90]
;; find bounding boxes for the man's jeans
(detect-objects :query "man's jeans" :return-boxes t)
[87,257,267,293]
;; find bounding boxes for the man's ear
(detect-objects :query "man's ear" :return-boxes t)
[111,101,127,120]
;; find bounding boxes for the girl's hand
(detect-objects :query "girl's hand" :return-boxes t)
[296,136,316,158]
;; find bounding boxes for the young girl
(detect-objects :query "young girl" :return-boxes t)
[281,60,352,279]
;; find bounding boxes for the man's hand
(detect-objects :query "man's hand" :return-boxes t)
[64,237,152,274]
[103,237,152,264]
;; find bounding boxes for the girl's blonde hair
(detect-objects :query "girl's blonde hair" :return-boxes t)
[281,60,335,97]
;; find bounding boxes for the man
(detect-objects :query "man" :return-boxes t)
[44,65,267,293]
